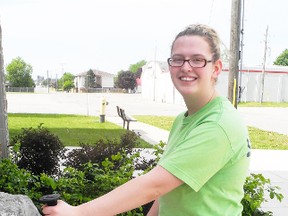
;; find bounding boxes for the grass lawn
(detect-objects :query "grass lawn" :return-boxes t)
[8,113,151,148]
[133,115,288,150]
[238,102,288,107]
[8,113,288,150]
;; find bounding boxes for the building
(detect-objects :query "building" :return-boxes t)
[141,61,288,103]
[74,69,115,93]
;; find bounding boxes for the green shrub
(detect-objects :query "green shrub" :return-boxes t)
[64,130,149,172]
[0,158,43,205]
[1,128,284,216]
[3,130,150,215]
[10,124,66,176]
[242,173,284,216]
[0,159,32,195]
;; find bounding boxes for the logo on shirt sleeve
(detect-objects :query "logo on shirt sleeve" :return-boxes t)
[247,138,251,157]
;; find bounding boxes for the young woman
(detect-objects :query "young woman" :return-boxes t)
[42,24,250,216]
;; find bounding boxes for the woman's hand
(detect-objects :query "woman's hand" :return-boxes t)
[42,200,80,216]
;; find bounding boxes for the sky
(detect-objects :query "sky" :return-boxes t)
[1,0,288,79]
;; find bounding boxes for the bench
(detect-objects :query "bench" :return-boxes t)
[116,106,137,130]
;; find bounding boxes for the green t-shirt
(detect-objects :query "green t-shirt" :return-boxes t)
[158,96,251,216]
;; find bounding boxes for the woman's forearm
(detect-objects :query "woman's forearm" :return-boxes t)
[42,166,182,216]
[77,173,161,215]
[147,199,159,216]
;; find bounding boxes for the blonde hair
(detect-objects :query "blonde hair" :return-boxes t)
[171,24,221,62]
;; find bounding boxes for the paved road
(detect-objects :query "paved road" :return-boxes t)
[7,92,288,135]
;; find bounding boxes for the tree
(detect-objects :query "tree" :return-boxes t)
[0,24,9,159]
[129,60,146,73]
[58,72,75,92]
[63,80,74,92]
[6,57,35,87]
[115,70,136,91]
[85,69,96,88]
[274,49,288,66]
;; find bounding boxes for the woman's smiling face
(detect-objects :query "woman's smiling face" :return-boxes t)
[169,35,220,98]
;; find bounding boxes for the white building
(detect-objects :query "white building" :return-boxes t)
[74,69,115,92]
[141,61,288,103]
[141,61,184,105]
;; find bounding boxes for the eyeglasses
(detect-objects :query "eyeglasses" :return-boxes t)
[167,58,212,68]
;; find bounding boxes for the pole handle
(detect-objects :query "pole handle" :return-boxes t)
[39,194,60,206]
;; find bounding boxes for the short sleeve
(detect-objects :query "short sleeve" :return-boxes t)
[159,122,234,192]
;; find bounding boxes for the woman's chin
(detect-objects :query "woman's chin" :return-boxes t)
[177,87,197,96]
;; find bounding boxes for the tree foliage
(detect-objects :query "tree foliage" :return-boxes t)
[129,60,146,74]
[58,72,75,92]
[114,60,146,91]
[115,70,136,91]
[63,80,75,92]
[85,69,97,88]
[6,57,35,87]
[274,49,288,66]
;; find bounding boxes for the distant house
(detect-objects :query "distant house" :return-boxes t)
[74,69,115,92]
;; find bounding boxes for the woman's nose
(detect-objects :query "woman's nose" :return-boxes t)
[181,61,193,72]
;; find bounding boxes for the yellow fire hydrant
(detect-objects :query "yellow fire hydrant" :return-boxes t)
[99,96,108,123]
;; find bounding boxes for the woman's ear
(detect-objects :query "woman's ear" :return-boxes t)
[212,59,222,78]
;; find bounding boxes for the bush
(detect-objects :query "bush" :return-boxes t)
[242,173,284,216]
[2,128,284,216]
[5,130,151,215]
[57,155,148,215]
[0,158,44,208]
[0,159,33,195]
[10,124,66,176]
[64,130,144,171]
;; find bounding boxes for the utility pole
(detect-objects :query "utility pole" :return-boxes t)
[47,70,49,93]
[153,41,157,102]
[228,0,242,108]
[55,74,58,90]
[60,63,65,91]
[238,0,245,102]
[260,26,269,104]
[0,24,9,159]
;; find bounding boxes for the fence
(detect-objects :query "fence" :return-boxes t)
[5,87,125,94]
[218,68,288,103]
[75,87,124,93]
[5,87,34,93]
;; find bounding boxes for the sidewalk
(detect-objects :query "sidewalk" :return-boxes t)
[107,116,288,215]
